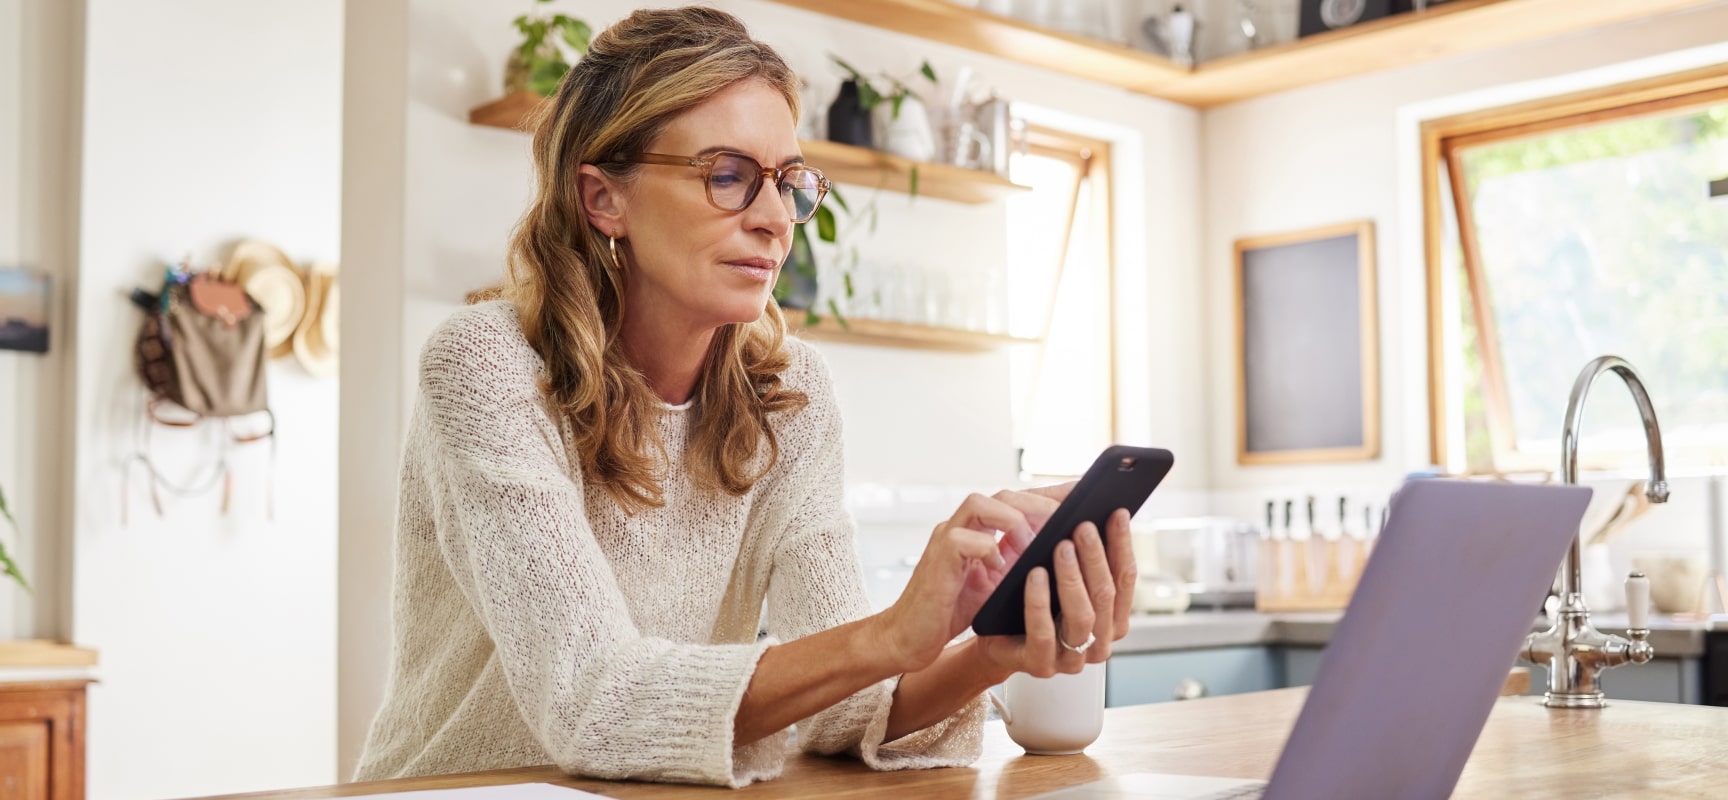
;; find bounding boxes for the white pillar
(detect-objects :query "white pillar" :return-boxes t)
[338,0,410,779]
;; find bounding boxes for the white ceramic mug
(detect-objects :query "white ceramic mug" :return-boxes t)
[986,662,1106,755]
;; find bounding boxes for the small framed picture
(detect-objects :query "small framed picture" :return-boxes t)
[1234,221,1380,465]
[0,268,51,354]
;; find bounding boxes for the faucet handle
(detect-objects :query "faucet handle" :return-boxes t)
[1626,571,1651,631]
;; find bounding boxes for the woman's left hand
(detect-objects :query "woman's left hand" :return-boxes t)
[977,507,1137,676]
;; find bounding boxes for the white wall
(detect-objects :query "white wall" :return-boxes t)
[72,2,343,797]
[0,0,81,644]
[338,0,409,791]
[338,0,1206,775]
[0,0,28,640]
[1200,5,1728,560]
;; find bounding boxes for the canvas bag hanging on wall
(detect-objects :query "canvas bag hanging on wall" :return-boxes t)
[127,267,276,520]
[134,271,270,418]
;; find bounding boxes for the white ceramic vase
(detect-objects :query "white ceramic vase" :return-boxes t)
[872,94,937,162]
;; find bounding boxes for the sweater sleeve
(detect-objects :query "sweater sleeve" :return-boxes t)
[762,348,986,770]
[415,313,786,788]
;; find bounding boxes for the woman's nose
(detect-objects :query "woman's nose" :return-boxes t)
[742,179,791,238]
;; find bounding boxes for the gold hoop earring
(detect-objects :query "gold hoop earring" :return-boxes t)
[609,236,624,272]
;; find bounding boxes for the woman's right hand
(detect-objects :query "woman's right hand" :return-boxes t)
[872,489,1066,673]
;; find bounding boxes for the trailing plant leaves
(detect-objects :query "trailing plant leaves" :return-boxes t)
[908,165,920,199]
[805,308,820,327]
[828,184,851,214]
[0,486,29,593]
[514,17,543,61]
[827,298,850,330]
[555,15,592,54]
[790,224,818,278]
[513,9,588,96]
[830,54,937,115]
[831,55,867,84]
[856,80,882,112]
[832,55,882,109]
[528,59,570,97]
[815,204,837,243]
[0,544,27,594]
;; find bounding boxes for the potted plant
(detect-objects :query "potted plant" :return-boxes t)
[0,483,31,593]
[828,56,939,162]
[777,186,850,322]
[505,0,593,97]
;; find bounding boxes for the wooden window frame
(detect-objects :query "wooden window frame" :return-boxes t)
[1017,125,1120,479]
[1422,62,1728,471]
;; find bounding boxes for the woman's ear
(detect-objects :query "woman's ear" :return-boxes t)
[577,164,626,237]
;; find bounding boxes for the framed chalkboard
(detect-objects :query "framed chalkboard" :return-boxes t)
[1234,221,1380,465]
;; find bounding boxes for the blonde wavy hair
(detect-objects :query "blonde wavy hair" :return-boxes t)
[505,7,809,512]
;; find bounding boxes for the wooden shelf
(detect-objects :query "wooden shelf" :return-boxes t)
[0,640,97,668]
[468,94,1029,205]
[766,0,1724,107]
[797,138,1028,204]
[767,0,1188,96]
[467,91,542,130]
[789,314,1038,352]
[1166,0,1724,106]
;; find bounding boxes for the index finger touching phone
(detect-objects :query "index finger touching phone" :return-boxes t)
[970,446,1173,638]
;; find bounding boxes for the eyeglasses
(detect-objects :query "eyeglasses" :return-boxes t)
[612,151,831,224]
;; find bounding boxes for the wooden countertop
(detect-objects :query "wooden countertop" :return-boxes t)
[194,688,1728,799]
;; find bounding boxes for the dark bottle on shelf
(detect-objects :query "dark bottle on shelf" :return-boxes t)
[826,79,873,149]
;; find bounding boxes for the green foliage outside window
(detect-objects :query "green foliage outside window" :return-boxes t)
[1452,103,1728,465]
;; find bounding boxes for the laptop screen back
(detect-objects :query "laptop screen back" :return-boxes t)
[1264,480,1591,800]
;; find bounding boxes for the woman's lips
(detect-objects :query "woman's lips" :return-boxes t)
[723,259,778,282]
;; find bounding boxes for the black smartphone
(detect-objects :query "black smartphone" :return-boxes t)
[969,446,1174,637]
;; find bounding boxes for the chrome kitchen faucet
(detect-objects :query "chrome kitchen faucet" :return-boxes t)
[1523,355,1668,709]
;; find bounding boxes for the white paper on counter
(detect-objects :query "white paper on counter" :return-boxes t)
[349,783,608,800]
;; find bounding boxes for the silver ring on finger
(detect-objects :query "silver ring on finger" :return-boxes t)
[1058,629,1096,655]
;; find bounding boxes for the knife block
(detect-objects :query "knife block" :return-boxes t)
[1254,537,1370,612]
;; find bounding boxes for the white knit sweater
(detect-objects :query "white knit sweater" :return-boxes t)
[353,301,984,787]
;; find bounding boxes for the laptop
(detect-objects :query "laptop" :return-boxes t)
[1033,479,1593,800]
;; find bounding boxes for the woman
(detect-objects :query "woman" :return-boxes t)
[355,6,1138,788]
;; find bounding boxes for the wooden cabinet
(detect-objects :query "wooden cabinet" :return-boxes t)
[0,682,88,800]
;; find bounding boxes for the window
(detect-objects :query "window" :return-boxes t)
[1007,127,1116,478]
[1425,65,1728,473]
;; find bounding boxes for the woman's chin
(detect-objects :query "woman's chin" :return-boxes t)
[715,289,775,325]
[723,304,769,327]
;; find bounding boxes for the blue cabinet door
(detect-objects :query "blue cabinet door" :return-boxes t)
[1106,647,1282,707]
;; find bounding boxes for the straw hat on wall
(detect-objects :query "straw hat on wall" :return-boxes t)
[222,240,305,359]
[293,261,339,378]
